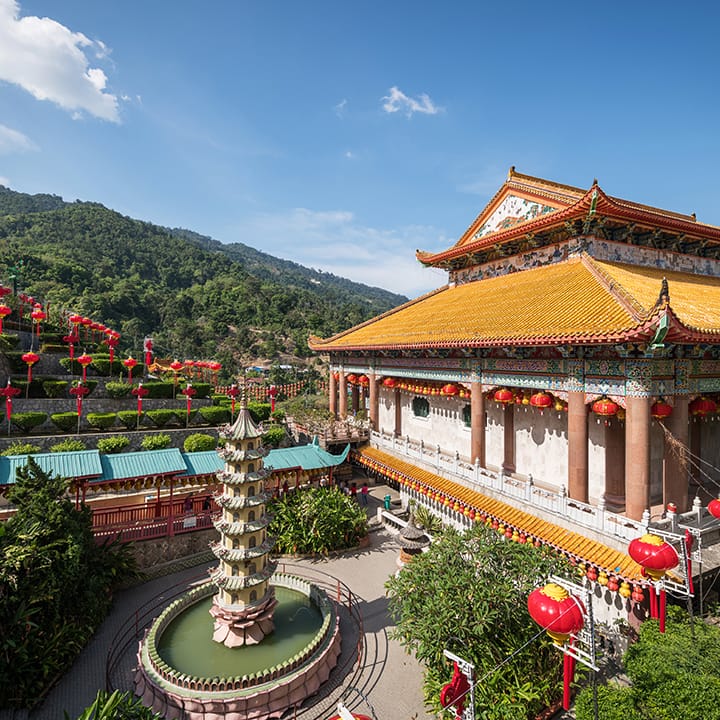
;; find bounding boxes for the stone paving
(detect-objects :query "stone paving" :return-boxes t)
[21,482,435,720]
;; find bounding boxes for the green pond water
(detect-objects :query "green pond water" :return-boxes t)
[157,586,323,678]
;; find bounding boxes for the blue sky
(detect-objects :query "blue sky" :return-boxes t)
[1,1,719,298]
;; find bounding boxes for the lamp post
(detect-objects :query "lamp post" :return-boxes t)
[69,383,90,434]
[21,351,39,398]
[143,336,154,368]
[268,384,278,413]
[30,307,46,350]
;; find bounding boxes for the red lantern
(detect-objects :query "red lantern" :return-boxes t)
[494,388,513,404]
[628,533,679,582]
[441,383,458,396]
[123,356,138,383]
[592,396,618,417]
[0,381,21,428]
[528,583,585,645]
[69,383,90,416]
[0,304,11,334]
[651,398,673,420]
[76,352,93,383]
[530,391,553,409]
[132,382,150,416]
[226,383,241,418]
[689,396,717,417]
[358,374,369,386]
[383,377,396,388]
[346,374,358,385]
[708,496,720,519]
[30,308,46,338]
[586,566,598,582]
[22,351,40,385]
[0,286,11,298]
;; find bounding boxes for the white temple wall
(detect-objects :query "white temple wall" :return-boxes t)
[399,395,466,450]
[513,406,568,488]
[700,419,720,491]
[378,390,395,434]
[485,402,504,470]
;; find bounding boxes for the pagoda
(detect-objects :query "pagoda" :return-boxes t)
[209,401,278,647]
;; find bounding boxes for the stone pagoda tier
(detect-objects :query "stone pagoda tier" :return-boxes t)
[209,403,278,648]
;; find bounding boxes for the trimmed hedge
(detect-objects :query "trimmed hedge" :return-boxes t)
[262,425,286,447]
[248,402,271,423]
[140,433,171,451]
[10,412,47,433]
[85,412,117,431]
[1,441,41,456]
[190,382,212,399]
[51,412,80,432]
[117,410,142,429]
[140,381,174,399]
[199,406,231,425]
[50,439,87,453]
[97,436,130,454]
[42,380,69,398]
[145,409,178,428]
[183,433,217,452]
[106,381,133,399]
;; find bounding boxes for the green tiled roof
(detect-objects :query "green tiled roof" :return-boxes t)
[0,450,103,487]
[95,449,187,483]
[264,439,350,472]
[178,451,223,478]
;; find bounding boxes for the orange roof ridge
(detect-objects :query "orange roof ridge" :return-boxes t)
[579,254,649,319]
[356,445,644,582]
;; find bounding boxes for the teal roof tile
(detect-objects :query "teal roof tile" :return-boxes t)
[95,449,186,483]
[0,450,102,487]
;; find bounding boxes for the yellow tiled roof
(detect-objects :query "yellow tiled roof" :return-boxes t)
[311,257,639,350]
[357,445,645,583]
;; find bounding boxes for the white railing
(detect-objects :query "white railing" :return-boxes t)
[371,430,651,544]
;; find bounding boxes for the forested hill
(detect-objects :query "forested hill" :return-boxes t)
[0,186,407,367]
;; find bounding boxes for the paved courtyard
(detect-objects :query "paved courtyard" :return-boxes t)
[24,484,435,720]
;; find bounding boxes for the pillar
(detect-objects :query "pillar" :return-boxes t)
[625,395,651,520]
[503,403,515,473]
[369,374,379,430]
[351,385,359,413]
[567,391,588,503]
[329,371,337,418]
[394,388,402,436]
[338,371,347,419]
[663,396,689,511]
[604,418,626,511]
[470,381,486,467]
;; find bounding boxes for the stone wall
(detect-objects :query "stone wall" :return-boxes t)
[130,528,216,571]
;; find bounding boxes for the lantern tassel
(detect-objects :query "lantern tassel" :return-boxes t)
[562,651,571,711]
[649,585,658,619]
[659,587,667,633]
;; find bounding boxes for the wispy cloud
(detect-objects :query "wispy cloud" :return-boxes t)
[0,123,38,153]
[0,175,10,187]
[334,98,347,118]
[0,0,120,122]
[227,208,449,298]
[381,86,442,117]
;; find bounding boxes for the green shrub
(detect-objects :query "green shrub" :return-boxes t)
[145,409,178,428]
[50,439,87,453]
[211,393,229,406]
[97,435,130,454]
[262,425,286,447]
[183,433,217,452]
[140,433,171,451]
[5,351,28,371]
[270,409,286,423]
[105,381,133,399]
[199,406,231,425]
[88,353,122,376]
[117,410,141,429]
[85,412,117,431]
[1,441,41,456]
[190,382,212,398]
[51,412,80,432]
[141,381,173,399]
[10,412,47,433]
[71,689,164,720]
[0,334,19,352]
[9,378,44,398]
[42,379,69,398]
[248,402,271,423]
[39,343,67,354]
[575,684,641,720]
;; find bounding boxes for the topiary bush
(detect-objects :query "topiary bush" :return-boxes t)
[248,402,271,423]
[262,425,286,447]
[51,412,80,432]
[190,382,212,398]
[211,393,229,406]
[199,406,231,425]
[141,381,173,399]
[140,433,171,451]
[145,409,178,428]
[117,410,141,429]
[10,412,47,433]
[42,379,69,398]
[1,441,41,456]
[97,435,130,454]
[183,433,217,452]
[105,381,133,399]
[270,409,286,423]
[88,353,122,376]
[85,412,117,431]
[50,439,87,453]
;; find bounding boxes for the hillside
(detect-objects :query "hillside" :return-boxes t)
[0,186,407,370]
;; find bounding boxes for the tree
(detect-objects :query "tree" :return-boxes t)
[385,524,571,719]
[0,458,139,708]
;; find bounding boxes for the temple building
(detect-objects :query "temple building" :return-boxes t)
[310,169,720,558]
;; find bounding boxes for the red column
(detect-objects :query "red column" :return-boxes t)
[664,396,689,512]
[604,418,626,511]
[470,381,485,466]
[329,371,337,418]
[625,395,651,520]
[567,391,588,502]
[369,374,379,430]
[503,403,515,473]
[338,371,348,419]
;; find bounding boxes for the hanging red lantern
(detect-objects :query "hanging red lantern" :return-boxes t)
[628,533,679,581]
[76,352,93,383]
[592,396,619,417]
[527,582,585,645]
[651,398,673,420]
[708,496,720,519]
[689,396,717,417]
[382,377,396,388]
[345,374,358,385]
[22,351,40,385]
[530,391,553,409]
[631,584,645,604]
[586,565,598,582]
[0,304,11,334]
[0,381,21,428]
[441,383,458,396]
[607,576,620,593]
[358,374,369,387]
[123,356,138,383]
[494,388,513,404]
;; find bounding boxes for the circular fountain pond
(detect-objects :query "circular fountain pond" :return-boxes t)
[135,574,342,720]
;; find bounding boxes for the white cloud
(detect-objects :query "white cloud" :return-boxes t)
[344,150,354,159]
[381,86,442,117]
[0,0,120,122]
[0,123,38,153]
[334,98,347,118]
[0,175,10,186]
[227,208,450,298]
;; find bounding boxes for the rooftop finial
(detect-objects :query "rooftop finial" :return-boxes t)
[508,165,516,179]
[658,277,670,306]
